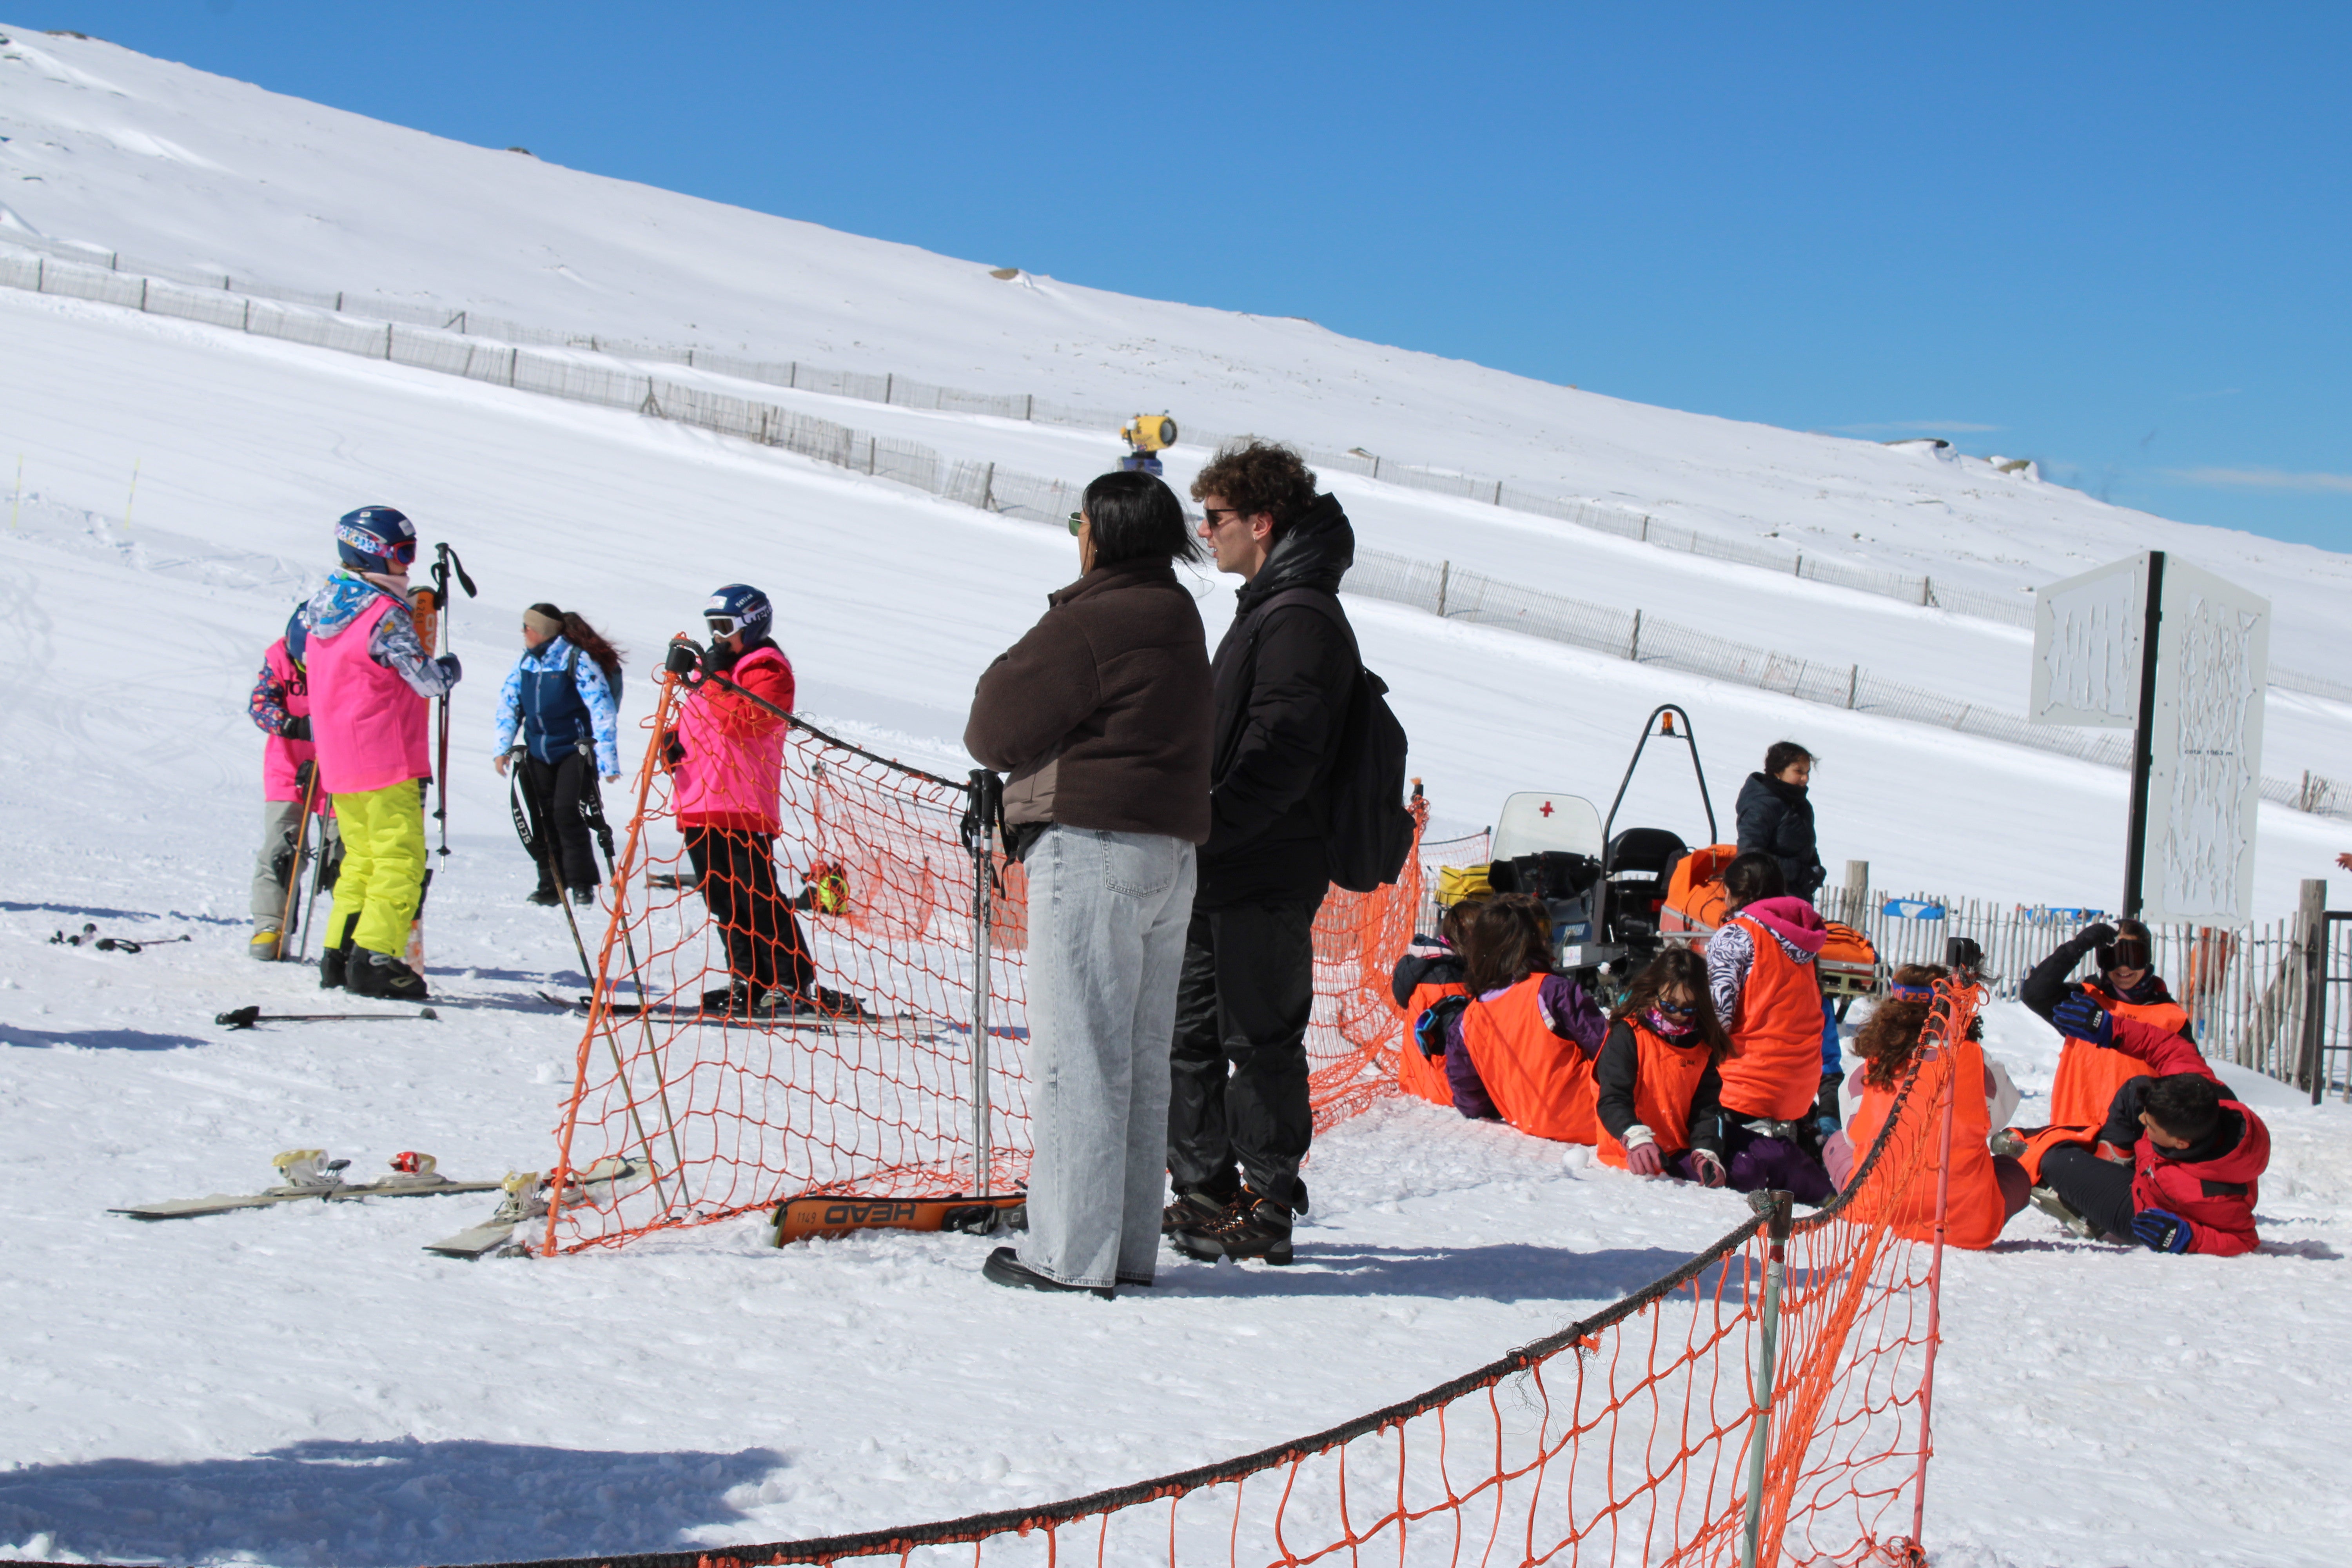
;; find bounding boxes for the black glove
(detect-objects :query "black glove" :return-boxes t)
[2077,921,2118,951]
[666,638,705,679]
[2131,1209,2193,1254]
[281,714,312,742]
[295,759,316,797]
[661,733,686,769]
[435,652,463,686]
[2051,993,2115,1048]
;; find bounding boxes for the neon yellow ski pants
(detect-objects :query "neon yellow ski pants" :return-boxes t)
[327,780,428,958]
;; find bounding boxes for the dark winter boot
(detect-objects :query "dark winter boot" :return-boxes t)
[319,914,359,991]
[1172,1189,1294,1265]
[526,886,561,907]
[702,979,753,1018]
[1161,1187,1236,1236]
[350,949,430,1002]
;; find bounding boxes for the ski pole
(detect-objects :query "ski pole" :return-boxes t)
[217,1005,439,1029]
[275,762,322,960]
[428,544,478,861]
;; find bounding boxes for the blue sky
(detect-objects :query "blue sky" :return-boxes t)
[35,1,2352,550]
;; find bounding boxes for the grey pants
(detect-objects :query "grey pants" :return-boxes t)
[1016,824,1196,1290]
[252,799,341,930]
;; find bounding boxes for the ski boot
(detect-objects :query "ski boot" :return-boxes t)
[249,927,284,963]
[351,949,430,1002]
[320,915,359,990]
[272,1148,350,1193]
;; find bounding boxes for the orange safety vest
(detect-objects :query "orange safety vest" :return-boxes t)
[1595,1020,1714,1168]
[1397,980,1466,1108]
[1459,977,1601,1144]
[2046,985,2192,1128]
[1844,1035,2007,1249]
[1716,914,1825,1123]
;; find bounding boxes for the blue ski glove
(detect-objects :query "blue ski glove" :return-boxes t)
[2051,992,2115,1048]
[1415,995,1468,1058]
[2131,1209,2194,1254]
[434,652,463,686]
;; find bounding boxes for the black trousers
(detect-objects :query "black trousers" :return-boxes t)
[2040,1145,2139,1240]
[684,825,815,996]
[521,751,601,891]
[1166,898,1321,1212]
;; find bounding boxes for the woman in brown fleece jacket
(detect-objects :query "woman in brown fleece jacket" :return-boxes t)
[963,470,1213,1297]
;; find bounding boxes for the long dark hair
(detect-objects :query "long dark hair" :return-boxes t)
[1461,893,1554,997]
[1612,946,1731,1063]
[532,603,624,696]
[1852,963,1945,1089]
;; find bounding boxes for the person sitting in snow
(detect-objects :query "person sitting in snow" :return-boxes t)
[2001,996,2269,1256]
[1826,964,2030,1248]
[1391,899,1477,1108]
[1704,851,1835,1203]
[1417,893,1607,1142]
[1594,946,1729,1183]
[2023,918,2192,1129]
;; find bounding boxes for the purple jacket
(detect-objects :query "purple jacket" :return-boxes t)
[1445,973,1607,1120]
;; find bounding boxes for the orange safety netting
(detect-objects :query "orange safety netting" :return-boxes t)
[545,662,1437,1251]
[507,947,1976,1567]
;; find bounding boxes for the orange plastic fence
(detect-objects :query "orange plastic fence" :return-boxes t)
[546,664,1436,1250]
[535,659,1973,1567]
[512,967,1970,1567]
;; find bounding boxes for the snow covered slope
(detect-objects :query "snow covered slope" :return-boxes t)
[3,25,2351,1568]
[2,24,2348,675]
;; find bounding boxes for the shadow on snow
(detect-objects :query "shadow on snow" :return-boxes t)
[0,1437,788,1567]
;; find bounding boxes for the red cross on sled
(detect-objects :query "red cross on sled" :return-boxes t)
[1538,800,1554,817]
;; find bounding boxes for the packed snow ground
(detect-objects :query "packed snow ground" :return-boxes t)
[2,25,2350,1568]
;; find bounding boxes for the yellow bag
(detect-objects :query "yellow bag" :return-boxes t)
[1435,864,1491,907]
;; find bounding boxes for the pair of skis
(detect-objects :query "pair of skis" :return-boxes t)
[110,1149,499,1220]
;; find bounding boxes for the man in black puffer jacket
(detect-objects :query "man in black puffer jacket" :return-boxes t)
[1165,441,1360,1266]
[1736,741,1826,903]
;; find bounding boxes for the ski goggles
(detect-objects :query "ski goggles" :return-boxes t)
[385,539,418,566]
[704,613,752,638]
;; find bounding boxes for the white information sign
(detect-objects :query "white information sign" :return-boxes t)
[2030,554,2147,729]
[2144,559,2269,925]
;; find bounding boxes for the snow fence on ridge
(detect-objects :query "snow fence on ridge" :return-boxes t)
[5,237,2346,822]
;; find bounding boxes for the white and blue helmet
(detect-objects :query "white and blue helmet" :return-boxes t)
[704,583,771,642]
[334,506,418,572]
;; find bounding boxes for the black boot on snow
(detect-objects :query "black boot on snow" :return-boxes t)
[1173,1190,1294,1265]
[319,915,359,991]
[1161,1186,1236,1236]
[701,979,753,1017]
[351,950,430,1002]
[526,886,561,907]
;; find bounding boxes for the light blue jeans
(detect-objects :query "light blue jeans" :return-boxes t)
[1016,824,1197,1289]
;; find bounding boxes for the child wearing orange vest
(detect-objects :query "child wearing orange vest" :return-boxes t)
[1392,902,1476,1108]
[1419,895,1607,1142]
[2022,919,2193,1128]
[1702,852,1834,1203]
[1827,965,2030,1247]
[1595,946,1730,1183]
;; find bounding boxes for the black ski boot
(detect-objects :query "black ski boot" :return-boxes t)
[319,915,359,991]
[350,950,430,1002]
[1173,1189,1294,1265]
[526,886,561,907]
[701,979,753,1017]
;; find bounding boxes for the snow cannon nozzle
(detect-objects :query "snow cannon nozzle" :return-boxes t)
[217,1005,263,1030]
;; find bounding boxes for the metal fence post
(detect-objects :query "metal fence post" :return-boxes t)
[1740,1189,1794,1568]
[2297,878,2328,1102]
[966,770,1002,1196]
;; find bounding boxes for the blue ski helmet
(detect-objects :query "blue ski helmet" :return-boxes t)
[704,583,771,643]
[334,505,418,572]
[283,605,309,666]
